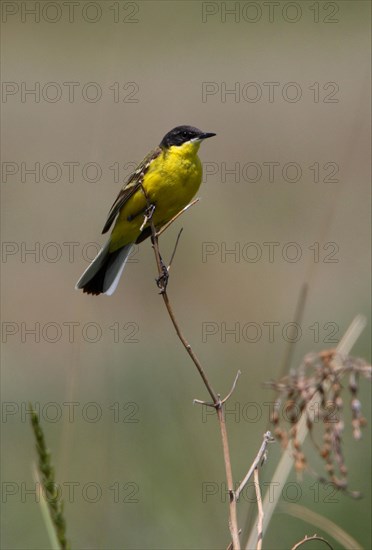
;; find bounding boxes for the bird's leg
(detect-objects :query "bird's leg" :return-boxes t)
[140,201,169,294]
[151,237,169,292]
[140,203,156,232]
[142,202,169,292]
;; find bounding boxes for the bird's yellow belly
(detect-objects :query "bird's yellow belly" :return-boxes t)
[109,149,202,251]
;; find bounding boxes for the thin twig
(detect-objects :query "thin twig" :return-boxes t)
[153,252,218,403]
[156,198,200,237]
[253,469,263,550]
[141,195,241,549]
[235,431,274,501]
[221,370,242,404]
[167,228,183,272]
[193,398,216,407]
[140,191,217,402]
[291,534,334,550]
[194,370,241,406]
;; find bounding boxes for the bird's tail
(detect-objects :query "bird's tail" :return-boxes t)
[75,241,134,296]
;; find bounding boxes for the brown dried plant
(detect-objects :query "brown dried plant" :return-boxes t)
[267,349,371,495]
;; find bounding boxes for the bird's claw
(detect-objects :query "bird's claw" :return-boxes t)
[156,263,169,293]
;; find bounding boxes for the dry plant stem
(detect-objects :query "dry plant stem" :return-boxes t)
[226,531,243,550]
[253,468,263,550]
[194,371,241,407]
[152,230,217,403]
[144,201,240,549]
[245,314,367,549]
[235,431,274,501]
[217,405,240,549]
[222,370,242,404]
[291,535,334,550]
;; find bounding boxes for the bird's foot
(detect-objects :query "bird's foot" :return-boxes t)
[156,260,169,293]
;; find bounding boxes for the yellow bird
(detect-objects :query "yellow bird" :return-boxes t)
[75,125,216,295]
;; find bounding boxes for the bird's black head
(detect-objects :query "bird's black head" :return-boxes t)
[160,125,216,149]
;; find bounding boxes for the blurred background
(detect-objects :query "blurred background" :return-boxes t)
[1,1,371,548]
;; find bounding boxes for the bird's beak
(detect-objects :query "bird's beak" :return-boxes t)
[191,132,216,143]
[199,132,216,140]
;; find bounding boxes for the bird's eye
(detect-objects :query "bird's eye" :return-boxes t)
[182,131,188,137]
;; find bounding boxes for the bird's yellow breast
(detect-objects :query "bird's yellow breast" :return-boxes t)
[110,141,203,251]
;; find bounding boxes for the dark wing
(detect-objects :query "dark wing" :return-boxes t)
[102,147,162,234]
